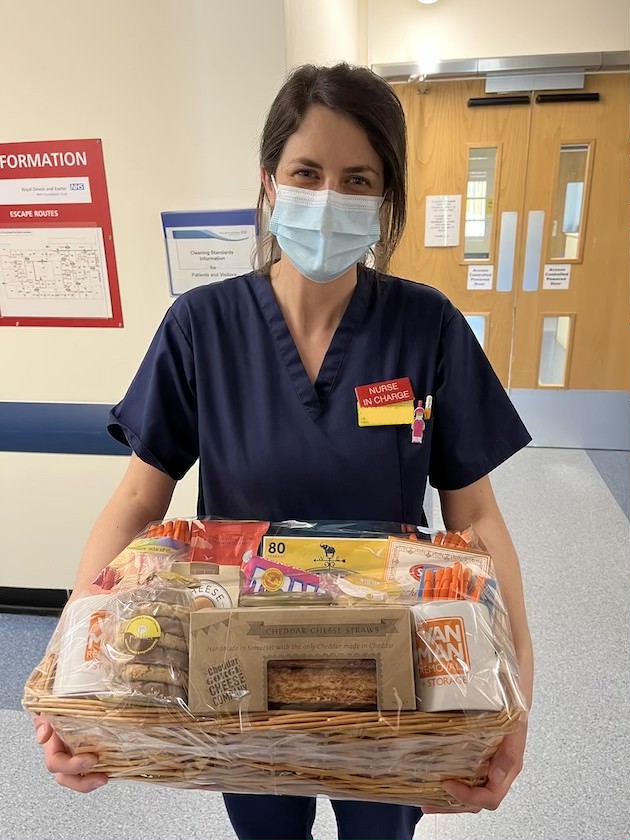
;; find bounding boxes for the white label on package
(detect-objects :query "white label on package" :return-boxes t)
[385,538,492,591]
[412,601,505,712]
[53,595,115,696]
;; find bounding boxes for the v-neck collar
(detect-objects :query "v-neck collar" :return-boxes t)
[250,267,372,417]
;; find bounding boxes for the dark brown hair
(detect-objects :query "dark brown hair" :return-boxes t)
[255,62,407,274]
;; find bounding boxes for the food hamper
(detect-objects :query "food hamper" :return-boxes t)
[23,518,526,810]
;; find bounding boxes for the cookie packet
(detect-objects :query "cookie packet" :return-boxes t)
[48,517,269,707]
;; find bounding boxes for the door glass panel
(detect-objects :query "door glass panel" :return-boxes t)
[464,314,487,350]
[464,147,497,260]
[549,144,589,260]
[538,315,572,386]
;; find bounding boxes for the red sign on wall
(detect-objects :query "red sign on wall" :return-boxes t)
[0,138,122,327]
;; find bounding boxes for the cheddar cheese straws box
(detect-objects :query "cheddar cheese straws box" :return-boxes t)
[188,605,415,714]
[411,601,505,712]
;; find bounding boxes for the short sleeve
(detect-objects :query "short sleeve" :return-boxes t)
[107,304,198,480]
[429,307,531,490]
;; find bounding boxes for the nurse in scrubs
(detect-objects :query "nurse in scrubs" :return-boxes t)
[36,63,533,840]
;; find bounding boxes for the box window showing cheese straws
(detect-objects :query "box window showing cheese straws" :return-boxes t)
[23,518,527,811]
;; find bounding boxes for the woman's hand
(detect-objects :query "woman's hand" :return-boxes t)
[432,477,533,815]
[423,723,527,814]
[35,716,108,793]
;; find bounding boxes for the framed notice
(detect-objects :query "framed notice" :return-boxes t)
[0,139,122,327]
[162,209,257,295]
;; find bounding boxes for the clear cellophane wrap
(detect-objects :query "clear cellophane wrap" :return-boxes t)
[23,518,527,810]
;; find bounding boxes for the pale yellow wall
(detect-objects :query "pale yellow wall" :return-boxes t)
[283,0,629,68]
[284,0,367,68]
[369,0,630,66]
[1,453,199,589]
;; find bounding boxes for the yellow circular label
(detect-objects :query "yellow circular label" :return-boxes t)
[124,615,161,654]
[261,567,285,592]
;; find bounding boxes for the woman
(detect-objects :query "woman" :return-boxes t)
[36,63,533,840]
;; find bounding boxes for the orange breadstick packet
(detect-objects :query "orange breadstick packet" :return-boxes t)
[438,567,452,599]
[451,562,462,598]
[423,568,435,600]
[173,519,191,543]
[462,567,472,598]
[434,567,444,598]
[470,574,486,601]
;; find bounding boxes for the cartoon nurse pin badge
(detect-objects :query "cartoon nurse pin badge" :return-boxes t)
[411,400,425,444]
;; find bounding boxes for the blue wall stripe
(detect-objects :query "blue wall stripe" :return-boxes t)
[0,402,129,456]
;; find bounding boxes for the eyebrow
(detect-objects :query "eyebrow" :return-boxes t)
[288,157,380,175]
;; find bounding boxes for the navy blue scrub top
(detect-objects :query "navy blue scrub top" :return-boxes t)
[108,268,531,524]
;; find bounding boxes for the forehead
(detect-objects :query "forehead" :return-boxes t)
[279,104,382,172]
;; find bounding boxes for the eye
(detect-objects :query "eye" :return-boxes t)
[347,174,371,187]
[293,168,319,180]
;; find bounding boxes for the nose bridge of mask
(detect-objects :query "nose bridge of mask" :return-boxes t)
[272,181,382,235]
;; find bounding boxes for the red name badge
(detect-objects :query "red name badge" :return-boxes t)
[355,377,415,408]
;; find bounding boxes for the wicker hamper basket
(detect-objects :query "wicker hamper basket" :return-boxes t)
[24,651,521,810]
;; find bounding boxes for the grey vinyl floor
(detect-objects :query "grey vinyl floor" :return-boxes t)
[1,447,628,840]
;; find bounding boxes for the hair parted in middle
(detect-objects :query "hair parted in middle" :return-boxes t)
[255,62,408,275]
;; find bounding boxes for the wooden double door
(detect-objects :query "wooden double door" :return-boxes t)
[391,73,629,448]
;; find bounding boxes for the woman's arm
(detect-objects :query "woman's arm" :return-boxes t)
[68,453,177,600]
[424,474,533,813]
[35,453,177,791]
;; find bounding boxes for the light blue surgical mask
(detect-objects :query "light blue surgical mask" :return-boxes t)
[269,177,383,284]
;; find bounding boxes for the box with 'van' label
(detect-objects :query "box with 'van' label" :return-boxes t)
[411,600,505,712]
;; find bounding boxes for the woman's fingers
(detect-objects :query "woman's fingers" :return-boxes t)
[427,726,527,813]
[441,777,507,811]
[46,740,109,791]
[54,772,108,793]
[44,739,99,776]
[422,802,482,814]
[35,719,52,744]
[34,715,108,792]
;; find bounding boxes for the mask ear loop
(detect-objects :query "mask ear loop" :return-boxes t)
[267,174,281,268]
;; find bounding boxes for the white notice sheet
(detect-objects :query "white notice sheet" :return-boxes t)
[165,224,256,295]
[0,227,112,318]
[424,195,462,247]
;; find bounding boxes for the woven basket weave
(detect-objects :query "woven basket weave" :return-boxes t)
[24,652,521,809]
